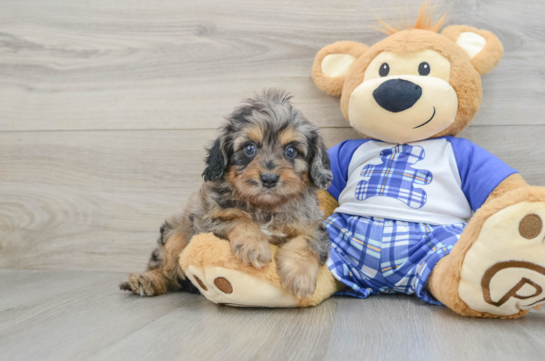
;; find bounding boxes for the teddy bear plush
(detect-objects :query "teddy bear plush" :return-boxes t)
[179,4,545,318]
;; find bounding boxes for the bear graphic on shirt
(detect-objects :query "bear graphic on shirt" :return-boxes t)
[355,144,433,209]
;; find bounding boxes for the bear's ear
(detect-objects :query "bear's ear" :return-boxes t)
[441,25,504,75]
[312,41,369,96]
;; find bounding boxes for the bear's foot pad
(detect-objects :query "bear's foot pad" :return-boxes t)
[185,265,298,308]
[459,202,545,316]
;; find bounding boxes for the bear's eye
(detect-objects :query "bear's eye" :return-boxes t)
[244,144,256,156]
[418,62,430,76]
[379,63,390,77]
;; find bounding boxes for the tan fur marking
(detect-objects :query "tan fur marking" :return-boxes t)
[120,230,189,296]
[226,153,305,210]
[245,125,264,145]
[232,126,264,151]
[163,233,188,277]
[211,207,252,222]
[279,127,306,147]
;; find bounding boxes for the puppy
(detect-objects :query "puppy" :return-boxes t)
[120,89,332,298]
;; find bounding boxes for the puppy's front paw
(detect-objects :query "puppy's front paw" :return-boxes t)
[277,254,319,299]
[230,234,272,269]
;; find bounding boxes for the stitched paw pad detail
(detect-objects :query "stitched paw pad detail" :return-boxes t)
[459,202,545,316]
[185,266,298,308]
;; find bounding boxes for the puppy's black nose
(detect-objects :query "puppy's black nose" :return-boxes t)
[260,173,279,188]
[373,79,422,113]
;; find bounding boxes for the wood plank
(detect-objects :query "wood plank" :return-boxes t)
[1,0,545,131]
[325,297,545,361]
[1,126,544,272]
[0,270,336,361]
[87,297,337,361]
[0,272,202,361]
[0,269,112,311]
[1,271,541,361]
[0,129,209,272]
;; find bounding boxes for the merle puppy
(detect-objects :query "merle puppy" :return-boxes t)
[120,89,333,298]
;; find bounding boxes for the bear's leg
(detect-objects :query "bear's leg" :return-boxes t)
[179,233,342,307]
[428,187,545,318]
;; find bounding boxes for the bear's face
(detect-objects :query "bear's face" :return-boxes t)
[313,26,504,144]
[347,45,458,143]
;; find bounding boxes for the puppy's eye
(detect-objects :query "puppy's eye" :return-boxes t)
[379,63,389,77]
[244,144,256,156]
[285,146,297,159]
[418,62,430,76]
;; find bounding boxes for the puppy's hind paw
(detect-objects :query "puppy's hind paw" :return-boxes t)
[120,273,159,297]
[119,281,132,291]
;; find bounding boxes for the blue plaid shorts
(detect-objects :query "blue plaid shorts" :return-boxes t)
[324,213,466,305]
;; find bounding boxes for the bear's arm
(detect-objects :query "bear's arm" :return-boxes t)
[484,173,529,203]
[448,137,519,212]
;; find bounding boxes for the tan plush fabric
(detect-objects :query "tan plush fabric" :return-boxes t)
[312,41,369,96]
[428,185,545,318]
[322,54,357,77]
[348,74,458,143]
[312,25,503,139]
[458,201,545,316]
[180,232,341,308]
[339,29,484,139]
[317,189,339,219]
[441,25,504,75]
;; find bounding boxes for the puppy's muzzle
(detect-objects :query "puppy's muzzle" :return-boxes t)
[373,79,422,113]
[260,173,279,188]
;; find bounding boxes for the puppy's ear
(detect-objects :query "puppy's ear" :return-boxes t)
[308,131,333,189]
[312,41,369,96]
[202,136,228,182]
[441,25,503,75]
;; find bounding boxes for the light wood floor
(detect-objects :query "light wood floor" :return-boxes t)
[1,0,545,360]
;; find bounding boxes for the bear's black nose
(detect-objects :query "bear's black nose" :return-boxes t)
[373,79,422,113]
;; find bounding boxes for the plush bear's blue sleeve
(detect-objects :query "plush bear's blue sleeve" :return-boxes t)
[327,139,371,200]
[446,137,518,211]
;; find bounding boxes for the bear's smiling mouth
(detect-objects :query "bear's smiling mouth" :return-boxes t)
[413,107,436,129]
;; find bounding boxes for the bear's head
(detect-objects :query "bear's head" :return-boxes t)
[312,4,503,144]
